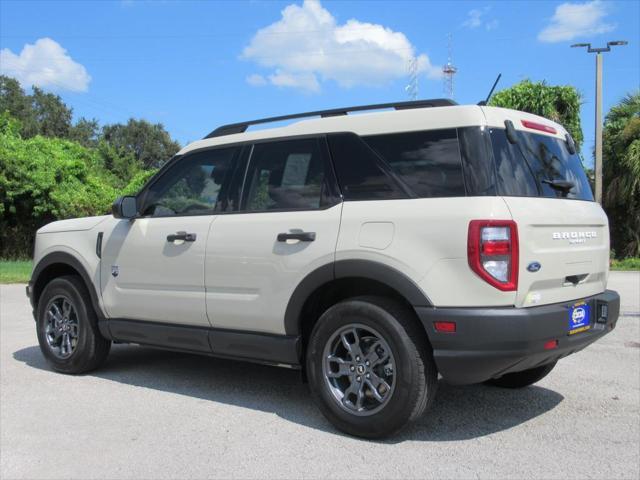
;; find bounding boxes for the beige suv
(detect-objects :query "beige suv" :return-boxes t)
[27,99,620,438]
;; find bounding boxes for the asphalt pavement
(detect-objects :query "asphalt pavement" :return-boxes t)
[1,272,639,479]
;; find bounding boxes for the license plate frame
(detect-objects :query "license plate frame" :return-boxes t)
[568,301,591,335]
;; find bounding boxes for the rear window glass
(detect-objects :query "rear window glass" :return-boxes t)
[490,129,593,201]
[363,129,465,198]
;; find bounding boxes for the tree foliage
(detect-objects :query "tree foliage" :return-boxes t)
[102,119,180,169]
[0,76,73,139]
[602,92,640,258]
[489,79,583,151]
[0,74,179,173]
[0,113,118,257]
[0,75,176,257]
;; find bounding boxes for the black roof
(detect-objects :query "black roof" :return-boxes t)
[204,98,457,139]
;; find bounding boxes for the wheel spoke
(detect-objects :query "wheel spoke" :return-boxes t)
[340,328,364,359]
[342,380,365,410]
[365,372,391,403]
[355,382,366,410]
[365,341,389,366]
[326,355,352,378]
[62,299,71,319]
[48,305,63,325]
[45,323,61,341]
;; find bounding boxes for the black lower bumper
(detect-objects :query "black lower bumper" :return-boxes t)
[415,290,620,385]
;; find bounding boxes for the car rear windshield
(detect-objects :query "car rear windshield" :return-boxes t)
[490,128,593,201]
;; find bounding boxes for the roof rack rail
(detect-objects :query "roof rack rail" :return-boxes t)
[204,98,457,139]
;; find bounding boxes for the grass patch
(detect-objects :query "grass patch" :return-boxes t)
[0,259,32,283]
[611,257,640,271]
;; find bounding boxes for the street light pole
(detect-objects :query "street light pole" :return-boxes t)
[571,41,628,204]
[595,50,603,204]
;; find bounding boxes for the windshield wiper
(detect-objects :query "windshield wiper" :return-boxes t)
[542,179,575,193]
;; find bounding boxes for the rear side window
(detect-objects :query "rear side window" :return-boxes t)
[363,129,465,198]
[327,133,407,201]
[242,138,330,211]
[490,129,594,201]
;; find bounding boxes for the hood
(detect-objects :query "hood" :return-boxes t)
[37,215,110,234]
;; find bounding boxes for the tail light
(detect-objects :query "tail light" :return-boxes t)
[521,119,557,135]
[468,220,518,291]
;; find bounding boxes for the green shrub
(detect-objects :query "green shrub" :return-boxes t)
[0,113,118,257]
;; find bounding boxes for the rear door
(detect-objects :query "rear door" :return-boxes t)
[204,136,342,335]
[488,124,609,308]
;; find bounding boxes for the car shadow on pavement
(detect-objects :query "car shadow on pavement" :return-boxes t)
[13,344,564,443]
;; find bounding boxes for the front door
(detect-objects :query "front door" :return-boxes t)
[100,145,241,326]
[205,137,342,335]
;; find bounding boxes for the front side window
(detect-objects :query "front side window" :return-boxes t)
[140,147,238,217]
[363,129,465,198]
[242,138,328,211]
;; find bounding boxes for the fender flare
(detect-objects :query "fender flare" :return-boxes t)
[30,251,105,321]
[283,259,431,335]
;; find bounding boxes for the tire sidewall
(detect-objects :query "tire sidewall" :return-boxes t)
[36,277,97,373]
[306,299,428,437]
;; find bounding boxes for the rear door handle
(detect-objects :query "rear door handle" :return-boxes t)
[167,231,197,242]
[277,231,316,242]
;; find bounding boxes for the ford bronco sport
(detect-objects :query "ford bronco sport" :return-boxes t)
[27,99,620,438]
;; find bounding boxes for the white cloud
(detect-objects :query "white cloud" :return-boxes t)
[0,38,91,92]
[268,70,320,93]
[462,7,498,31]
[538,0,615,43]
[485,19,499,31]
[242,0,440,92]
[246,73,268,86]
[463,9,484,29]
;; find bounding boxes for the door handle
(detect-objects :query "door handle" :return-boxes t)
[167,231,197,242]
[277,231,316,242]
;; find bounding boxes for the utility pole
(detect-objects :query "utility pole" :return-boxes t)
[571,40,628,204]
[442,33,457,99]
[405,56,418,101]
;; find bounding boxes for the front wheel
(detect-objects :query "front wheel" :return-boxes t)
[36,275,111,374]
[485,362,557,389]
[306,296,438,439]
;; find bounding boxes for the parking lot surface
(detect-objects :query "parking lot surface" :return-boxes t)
[1,272,639,479]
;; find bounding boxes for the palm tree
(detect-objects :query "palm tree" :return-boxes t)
[603,92,640,258]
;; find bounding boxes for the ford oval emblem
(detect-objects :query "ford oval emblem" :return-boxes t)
[527,262,541,273]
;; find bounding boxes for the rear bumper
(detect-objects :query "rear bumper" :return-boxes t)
[415,290,620,385]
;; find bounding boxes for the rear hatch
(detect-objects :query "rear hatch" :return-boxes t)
[484,108,610,308]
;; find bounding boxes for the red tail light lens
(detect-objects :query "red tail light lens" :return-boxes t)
[468,220,518,291]
[521,119,557,135]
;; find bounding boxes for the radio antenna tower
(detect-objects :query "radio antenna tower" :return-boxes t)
[405,56,418,101]
[442,33,458,99]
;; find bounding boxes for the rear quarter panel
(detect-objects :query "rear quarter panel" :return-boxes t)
[336,197,517,307]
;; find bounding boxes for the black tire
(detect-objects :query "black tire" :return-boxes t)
[485,362,557,389]
[306,296,438,439]
[36,275,111,374]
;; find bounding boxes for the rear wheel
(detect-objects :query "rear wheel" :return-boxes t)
[485,362,557,389]
[36,276,111,374]
[306,296,437,438]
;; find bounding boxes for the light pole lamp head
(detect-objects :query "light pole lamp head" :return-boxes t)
[607,40,628,47]
[571,43,591,48]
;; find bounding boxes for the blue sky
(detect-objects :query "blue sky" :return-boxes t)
[1,0,638,166]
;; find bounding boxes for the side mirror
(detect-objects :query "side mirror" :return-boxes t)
[112,196,138,219]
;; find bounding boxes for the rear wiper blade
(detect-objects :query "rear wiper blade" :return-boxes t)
[542,179,575,192]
